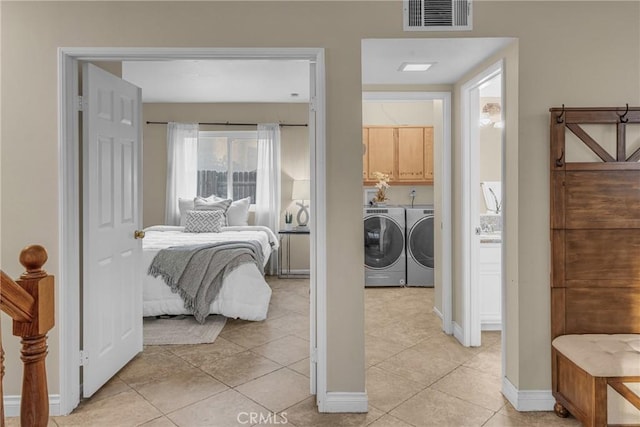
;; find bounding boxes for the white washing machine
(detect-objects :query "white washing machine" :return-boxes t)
[405,205,435,287]
[364,206,406,287]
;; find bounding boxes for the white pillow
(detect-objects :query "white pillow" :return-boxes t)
[193,197,232,213]
[178,198,195,226]
[226,197,251,226]
[183,210,224,233]
[201,195,251,226]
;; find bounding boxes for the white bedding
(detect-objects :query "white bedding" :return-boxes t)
[143,225,279,321]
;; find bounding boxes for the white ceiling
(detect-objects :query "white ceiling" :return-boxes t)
[122,60,311,103]
[362,38,514,87]
[121,38,513,103]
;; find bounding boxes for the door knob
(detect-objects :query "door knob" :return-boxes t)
[134,230,145,239]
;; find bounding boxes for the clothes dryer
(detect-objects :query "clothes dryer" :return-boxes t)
[364,206,406,287]
[405,206,435,287]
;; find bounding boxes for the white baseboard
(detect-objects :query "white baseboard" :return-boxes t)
[433,306,443,319]
[287,269,310,275]
[434,307,453,335]
[4,394,61,417]
[481,321,502,331]
[321,392,368,413]
[453,321,464,343]
[502,377,555,411]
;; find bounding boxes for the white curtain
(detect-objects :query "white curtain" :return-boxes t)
[255,124,281,274]
[165,122,199,225]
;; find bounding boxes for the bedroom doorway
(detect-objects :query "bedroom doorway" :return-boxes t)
[58,48,327,416]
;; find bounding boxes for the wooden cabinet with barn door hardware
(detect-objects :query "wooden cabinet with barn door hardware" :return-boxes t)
[363,126,434,185]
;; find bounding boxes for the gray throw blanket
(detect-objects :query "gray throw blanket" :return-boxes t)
[147,240,264,324]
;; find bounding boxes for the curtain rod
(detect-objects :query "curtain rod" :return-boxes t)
[146,121,307,127]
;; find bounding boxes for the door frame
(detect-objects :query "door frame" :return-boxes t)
[362,91,453,334]
[58,47,327,415]
[459,59,504,347]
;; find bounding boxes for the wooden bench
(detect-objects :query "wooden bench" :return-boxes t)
[550,106,640,427]
[552,335,640,426]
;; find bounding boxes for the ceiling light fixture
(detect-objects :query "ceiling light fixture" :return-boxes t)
[398,62,436,72]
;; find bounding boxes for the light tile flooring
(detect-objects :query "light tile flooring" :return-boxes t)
[10,278,582,426]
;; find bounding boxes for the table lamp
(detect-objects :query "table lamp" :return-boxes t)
[291,179,310,228]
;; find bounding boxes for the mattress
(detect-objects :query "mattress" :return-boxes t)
[142,225,278,321]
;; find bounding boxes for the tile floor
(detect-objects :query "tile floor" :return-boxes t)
[9,278,582,426]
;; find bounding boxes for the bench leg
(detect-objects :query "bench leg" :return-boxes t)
[554,401,569,418]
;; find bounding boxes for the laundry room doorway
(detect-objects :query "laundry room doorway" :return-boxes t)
[361,39,516,411]
[361,90,452,334]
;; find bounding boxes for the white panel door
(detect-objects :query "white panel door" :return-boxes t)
[82,63,143,397]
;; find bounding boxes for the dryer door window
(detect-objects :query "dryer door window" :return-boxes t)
[364,216,404,269]
[409,216,434,269]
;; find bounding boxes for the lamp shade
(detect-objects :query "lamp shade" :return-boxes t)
[291,179,310,201]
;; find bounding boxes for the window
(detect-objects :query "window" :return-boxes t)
[197,131,258,203]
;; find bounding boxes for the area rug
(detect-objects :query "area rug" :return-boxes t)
[143,314,227,345]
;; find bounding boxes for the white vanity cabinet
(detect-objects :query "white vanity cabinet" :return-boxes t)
[479,241,502,331]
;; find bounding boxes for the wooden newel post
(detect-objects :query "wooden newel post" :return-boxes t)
[12,245,54,427]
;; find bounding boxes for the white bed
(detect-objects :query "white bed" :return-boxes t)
[142,225,278,321]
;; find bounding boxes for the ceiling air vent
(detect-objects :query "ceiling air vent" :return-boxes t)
[403,0,472,31]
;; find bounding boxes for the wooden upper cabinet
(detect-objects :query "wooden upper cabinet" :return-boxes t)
[397,127,426,181]
[423,127,434,181]
[363,126,434,184]
[367,127,395,180]
[362,127,369,180]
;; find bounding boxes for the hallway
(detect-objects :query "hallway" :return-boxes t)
[13,279,580,426]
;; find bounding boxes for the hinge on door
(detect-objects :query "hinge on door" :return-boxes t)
[309,96,317,112]
[311,347,318,363]
[76,96,85,111]
[79,350,89,366]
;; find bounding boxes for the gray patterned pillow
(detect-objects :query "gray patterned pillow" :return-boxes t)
[183,210,224,233]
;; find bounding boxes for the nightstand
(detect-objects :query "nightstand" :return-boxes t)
[278,228,310,278]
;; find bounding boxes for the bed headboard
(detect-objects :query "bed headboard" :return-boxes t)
[550,106,640,339]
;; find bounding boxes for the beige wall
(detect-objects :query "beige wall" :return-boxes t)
[479,95,503,213]
[363,100,435,125]
[90,61,122,77]
[1,0,639,400]
[479,96,502,181]
[142,103,310,270]
[432,100,445,316]
[479,126,502,183]
[479,126,503,213]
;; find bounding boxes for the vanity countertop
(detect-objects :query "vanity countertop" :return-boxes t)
[479,233,502,244]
